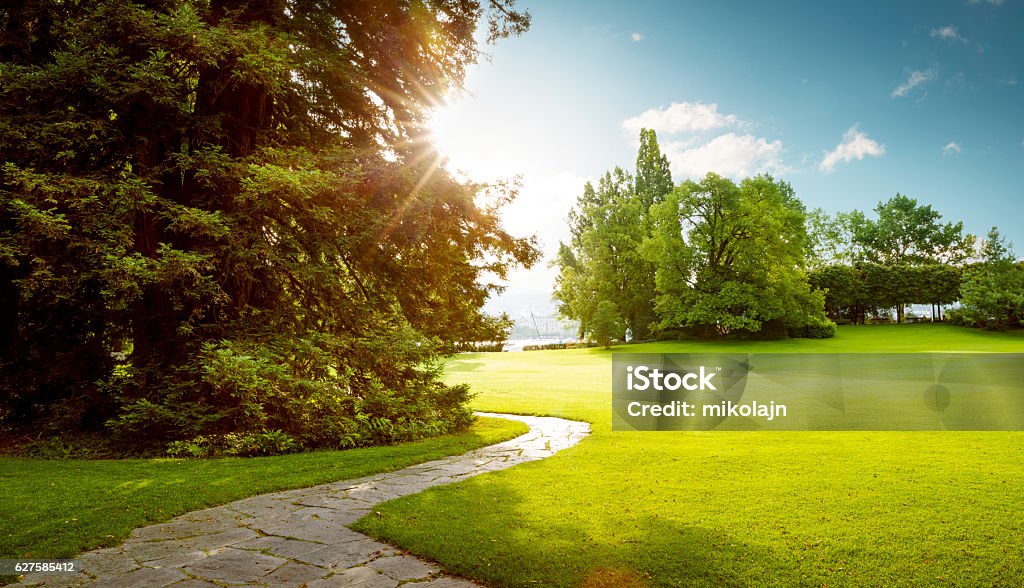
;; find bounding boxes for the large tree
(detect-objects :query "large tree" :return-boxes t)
[847,194,973,266]
[0,1,535,451]
[553,129,670,340]
[646,173,829,337]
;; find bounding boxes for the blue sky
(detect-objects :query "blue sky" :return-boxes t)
[428,0,1024,317]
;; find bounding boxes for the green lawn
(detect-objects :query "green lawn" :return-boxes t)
[353,325,1024,587]
[0,416,527,564]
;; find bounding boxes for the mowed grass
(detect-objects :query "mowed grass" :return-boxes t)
[353,325,1024,587]
[0,417,527,562]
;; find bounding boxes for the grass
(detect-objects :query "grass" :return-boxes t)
[353,324,1024,587]
[0,416,528,562]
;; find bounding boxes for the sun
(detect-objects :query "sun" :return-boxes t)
[426,99,520,182]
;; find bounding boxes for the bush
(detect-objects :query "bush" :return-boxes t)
[654,329,686,341]
[167,430,299,458]
[790,320,836,339]
[101,337,478,457]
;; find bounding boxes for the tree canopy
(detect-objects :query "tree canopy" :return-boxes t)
[553,129,670,341]
[846,194,973,265]
[0,0,535,453]
[646,173,829,337]
[956,228,1024,330]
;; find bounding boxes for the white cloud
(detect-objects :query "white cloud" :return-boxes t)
[665,133,786,179]
[630,32,644,42]
[892,68,937,98]
[930,25,968,43]
[942,141,962,155]
[968,0,1004,5]
[623,101,741,135]
[819,126,886,173]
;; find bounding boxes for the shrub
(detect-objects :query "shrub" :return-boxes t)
[167,430,299,458]
[654,329,687,341]
[790,319,836,339]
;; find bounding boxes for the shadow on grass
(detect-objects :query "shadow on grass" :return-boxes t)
[353,474,776,588]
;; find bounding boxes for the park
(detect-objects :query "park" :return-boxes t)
[3,0,1024,586]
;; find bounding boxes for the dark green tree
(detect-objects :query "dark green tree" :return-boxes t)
[0,1,535,451]
[589,300,624,349]
[808,264,865,323]
[841,195,972,322]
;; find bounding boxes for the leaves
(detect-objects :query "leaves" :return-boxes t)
[0,0,534,449]
[647,172,828,336]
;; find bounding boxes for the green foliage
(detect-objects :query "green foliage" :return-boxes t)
[810,263,961,324]
[589,300,624,348]
[646,173,827,336]
[846,194,974,265]
[790,318,837,339]
[167,430,298,458]
[554,129,670,341]
[956,228,1024,330]
[0,1,534,449]
[805,208,857,267]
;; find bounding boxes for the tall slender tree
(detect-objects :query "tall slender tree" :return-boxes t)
[553,129,670,340]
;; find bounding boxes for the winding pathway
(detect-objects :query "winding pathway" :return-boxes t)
[20,413,590,588]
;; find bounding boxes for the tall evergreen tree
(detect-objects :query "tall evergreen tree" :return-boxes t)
[0,1,535,450]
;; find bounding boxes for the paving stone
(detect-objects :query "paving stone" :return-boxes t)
[261,561,328,585]
[77,548,140,577]
[307,566,398,587]
[90,566,189,588]
[252,519,367,544]
[182,526,260,551]
[166,580,223,588]
[366,554,437,580]
[15,413,589,588]
[182,548,286,584]
[123,539,201,564]
[290,538,392,568]
[18,572,93,588]
[234,534,319,558]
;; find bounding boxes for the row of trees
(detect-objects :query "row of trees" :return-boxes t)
[0,1,535,453]
[556,131,1023,344]
[808,198,1023,328]
[808,263,961,324]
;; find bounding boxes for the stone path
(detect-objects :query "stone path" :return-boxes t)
[19,413,589,588]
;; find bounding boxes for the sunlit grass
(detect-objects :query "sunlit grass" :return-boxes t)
[0,417,527,563]
[354,325,1024,587]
